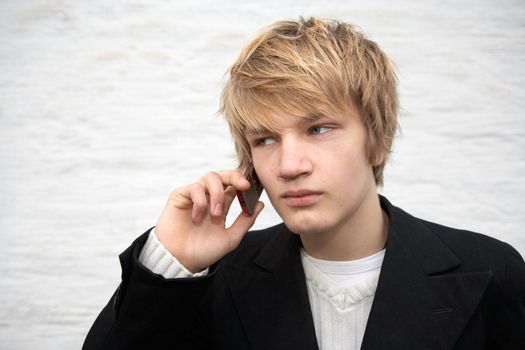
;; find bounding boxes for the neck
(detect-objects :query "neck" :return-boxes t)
[300,192,388,261]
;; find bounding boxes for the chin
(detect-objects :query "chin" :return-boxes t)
[282,214,332,236]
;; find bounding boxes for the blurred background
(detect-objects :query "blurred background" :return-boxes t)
[1,0,524,348]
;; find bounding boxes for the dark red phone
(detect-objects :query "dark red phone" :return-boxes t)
[236,166,264,215]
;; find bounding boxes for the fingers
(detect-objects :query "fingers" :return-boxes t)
[199,172,227,217]
[176,170,251,223]
[182,183,209,222]
[199,171,251,214]
[215,170,251,191]
[227,201,265,247]
[222,186,238,217]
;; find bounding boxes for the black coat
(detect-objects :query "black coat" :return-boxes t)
[83,196,525,349]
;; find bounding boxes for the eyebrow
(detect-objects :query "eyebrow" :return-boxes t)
[245,126,270,137]
[298,114,325,123]
[244,113,328,136]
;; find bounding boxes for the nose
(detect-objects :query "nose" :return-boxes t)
[277,137,313,180]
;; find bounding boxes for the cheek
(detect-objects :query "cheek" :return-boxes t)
[331,148,373,184]
[253,157,274,189]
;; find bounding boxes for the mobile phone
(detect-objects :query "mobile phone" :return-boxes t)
[236,166,264,215]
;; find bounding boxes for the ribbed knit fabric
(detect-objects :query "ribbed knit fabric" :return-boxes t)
[138,230,208,278]
[300,250,382,350]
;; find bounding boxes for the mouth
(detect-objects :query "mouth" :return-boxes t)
[281,190,323,207]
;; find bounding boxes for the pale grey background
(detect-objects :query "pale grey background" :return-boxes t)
[1,0,524,348]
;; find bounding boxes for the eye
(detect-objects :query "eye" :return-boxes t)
[310,126,332,135]
[255,137,276,146]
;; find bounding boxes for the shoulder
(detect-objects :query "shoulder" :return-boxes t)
[383,196,523,272]
[425,216,512,250]
[414,217,525,343]
[390,201,525,301]
[420,216,523,273]
[387,198,525,315]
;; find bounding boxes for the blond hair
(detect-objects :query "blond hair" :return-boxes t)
[220,17,399,186]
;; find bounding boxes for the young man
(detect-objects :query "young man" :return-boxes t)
[83,18,525,349]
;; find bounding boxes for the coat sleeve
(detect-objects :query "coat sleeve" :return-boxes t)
[488,243,525,349]
[82,231,213,350]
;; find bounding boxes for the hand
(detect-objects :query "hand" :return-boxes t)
[154,170,264,273]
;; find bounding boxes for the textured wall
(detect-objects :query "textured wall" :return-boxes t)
[1,0,524,348]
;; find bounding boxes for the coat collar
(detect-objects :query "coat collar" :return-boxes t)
[223,196,492,349]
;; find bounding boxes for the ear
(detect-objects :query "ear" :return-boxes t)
[371,150,385,167]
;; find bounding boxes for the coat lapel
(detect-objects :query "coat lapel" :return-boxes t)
[361,198,493,349]
[224,224,319,350]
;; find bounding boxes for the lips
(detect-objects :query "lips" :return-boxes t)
[282,190,323,207]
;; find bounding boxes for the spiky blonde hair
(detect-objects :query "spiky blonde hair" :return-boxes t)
[220,17,399,186]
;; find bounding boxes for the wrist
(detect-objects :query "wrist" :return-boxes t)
[140,229,208,278]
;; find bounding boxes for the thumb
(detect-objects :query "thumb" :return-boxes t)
[227,201,265,247]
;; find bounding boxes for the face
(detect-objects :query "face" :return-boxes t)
[246,107,380,237]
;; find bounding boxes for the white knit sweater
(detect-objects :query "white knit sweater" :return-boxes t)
[139,230,384,349]
[300,249,383,350]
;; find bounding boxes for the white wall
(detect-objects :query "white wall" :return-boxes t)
[1,0,523,348]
